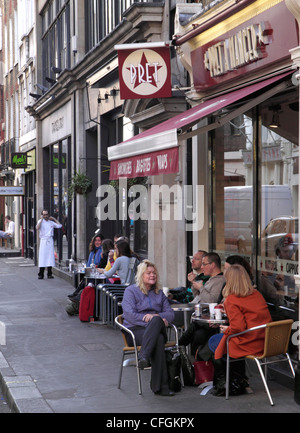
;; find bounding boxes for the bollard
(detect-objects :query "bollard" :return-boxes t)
[0,321,6,345]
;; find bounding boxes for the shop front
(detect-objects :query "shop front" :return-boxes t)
[172,0,300,366]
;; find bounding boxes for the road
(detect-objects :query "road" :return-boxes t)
[0,388,11,413]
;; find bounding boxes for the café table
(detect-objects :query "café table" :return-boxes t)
[171,303,195,331]
[191,313,228,325]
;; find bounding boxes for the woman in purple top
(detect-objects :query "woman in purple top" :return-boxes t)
[122,259,175,396]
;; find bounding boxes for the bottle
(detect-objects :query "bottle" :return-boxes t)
[69,256,75,273]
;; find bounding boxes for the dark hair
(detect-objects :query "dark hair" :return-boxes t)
[226,255,253,280]
[89,233,104,252]
[203,252,221,268]
[5,215,11,220]
[101,239,114,254]
[116,239,132,258]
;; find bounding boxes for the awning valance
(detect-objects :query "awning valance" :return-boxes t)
[108,71,292,179]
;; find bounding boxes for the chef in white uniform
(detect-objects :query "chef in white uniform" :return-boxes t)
[36,210,62,279]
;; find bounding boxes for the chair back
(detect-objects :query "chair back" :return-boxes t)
[124,257,139,285]
[263,319,293,358]
[115,315,131,348]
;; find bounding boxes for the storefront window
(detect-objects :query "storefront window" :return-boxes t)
[211,86,299,361]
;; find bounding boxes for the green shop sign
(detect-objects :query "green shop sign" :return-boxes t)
[11,153,28,169]
[53,153,66,169]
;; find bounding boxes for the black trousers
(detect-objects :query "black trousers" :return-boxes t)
[38,267,53,277]
[127,316,170,393]
[179,321,216,358]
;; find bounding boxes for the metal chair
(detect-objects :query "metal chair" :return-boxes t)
[115,314,179,395]
[225,319,295,406]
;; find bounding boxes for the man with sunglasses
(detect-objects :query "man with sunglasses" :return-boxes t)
[36,210,62,279]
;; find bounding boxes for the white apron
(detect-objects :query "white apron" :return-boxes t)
[38,237,55,267]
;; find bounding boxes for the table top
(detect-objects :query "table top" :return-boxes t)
[192,314,228,325]
[171,303,195,311]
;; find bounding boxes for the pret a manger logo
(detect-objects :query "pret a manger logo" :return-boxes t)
[116,43,172,100]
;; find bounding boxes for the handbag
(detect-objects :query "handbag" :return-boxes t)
[165,350,182,392]
[193,360,214,385]
[179,346,195,386]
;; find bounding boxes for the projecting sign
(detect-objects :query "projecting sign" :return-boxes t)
[116,43,172,100]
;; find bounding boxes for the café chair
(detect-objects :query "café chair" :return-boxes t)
[115,314,179,395]
[225,319,295,406]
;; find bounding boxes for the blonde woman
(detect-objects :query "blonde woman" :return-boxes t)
[122,259,175,396]
[208,264,272,396]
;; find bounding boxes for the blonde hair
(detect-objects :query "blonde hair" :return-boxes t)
[222,264,255,298]
[136,259,161,295]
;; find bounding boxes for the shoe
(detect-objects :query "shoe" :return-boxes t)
[155,390,175,397]
[38,275,44,279]
[47,275,54,279]
[138,358,150,369]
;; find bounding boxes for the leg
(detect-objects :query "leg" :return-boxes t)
[38,267,45,279]
[47,267,54,278]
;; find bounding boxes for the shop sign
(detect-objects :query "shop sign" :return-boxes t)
[0,186,25,196]
[242,145,281,165]
[191,1,298,91]
[116,44,172,100]
[109,147,178,180]
[11,152,28,169]
[53,153,67,169]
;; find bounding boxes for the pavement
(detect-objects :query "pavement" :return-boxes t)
[0,254,299,416]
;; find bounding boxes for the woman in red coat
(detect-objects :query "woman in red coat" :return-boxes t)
[209,264,272,396]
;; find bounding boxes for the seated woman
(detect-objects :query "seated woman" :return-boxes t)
[121,259,175,396]
[208,264,272,396]
[87,233,104,267]
[97,239,132,284]
[97,238,114,269]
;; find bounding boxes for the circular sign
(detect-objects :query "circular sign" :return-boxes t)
[121,49,169,96]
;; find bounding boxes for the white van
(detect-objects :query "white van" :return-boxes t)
[224,185,294,253]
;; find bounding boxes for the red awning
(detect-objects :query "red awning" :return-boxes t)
[108,71,292,179]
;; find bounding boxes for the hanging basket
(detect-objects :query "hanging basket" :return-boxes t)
[68,170,92,203]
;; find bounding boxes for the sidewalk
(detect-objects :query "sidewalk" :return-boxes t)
[0,256,299,414]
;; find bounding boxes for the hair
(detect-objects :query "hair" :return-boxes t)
[136,259,161,295]
[101,239,114,254]
[222,264,255,298]
[89,233,104,252]
[115,239,132,258]
[5,215,11,220]
[197,249,207,255]
[225,255,253,280]
[203,252,221,268]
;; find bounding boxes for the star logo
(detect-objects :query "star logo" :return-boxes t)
[127,52,163,89]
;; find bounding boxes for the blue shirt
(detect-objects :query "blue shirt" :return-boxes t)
[87,246,102,267]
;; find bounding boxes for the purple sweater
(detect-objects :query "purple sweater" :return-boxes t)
[122,284,174,328]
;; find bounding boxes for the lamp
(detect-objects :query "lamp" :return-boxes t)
[51,66,62,74]
[269,105,281,128]
[45,76,57,85]
[29,92,42,100]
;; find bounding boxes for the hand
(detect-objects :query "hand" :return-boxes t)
[192,280,203,291]
[143,313,158,323]
[162,318,168,327]
[187,272,196,283]
[219,325,228,333]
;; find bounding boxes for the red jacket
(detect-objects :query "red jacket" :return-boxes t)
[215,289,272,359]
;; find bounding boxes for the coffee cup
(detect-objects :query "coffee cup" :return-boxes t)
[215,307,223,320]
[209,303,217,317]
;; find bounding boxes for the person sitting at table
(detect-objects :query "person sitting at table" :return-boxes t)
[178,252,225,358]
[168,250,209,304]
[208,264,272,396]
[121,259,175,396]
[97,238,114,269]
[87,233,104,267]
[97,239,134,284]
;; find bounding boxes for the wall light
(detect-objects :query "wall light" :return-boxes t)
[269,105,281,128]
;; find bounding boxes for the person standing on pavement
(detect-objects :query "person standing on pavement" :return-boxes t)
[36,210,62,279]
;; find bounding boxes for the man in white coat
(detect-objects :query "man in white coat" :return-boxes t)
[36,210,62,279]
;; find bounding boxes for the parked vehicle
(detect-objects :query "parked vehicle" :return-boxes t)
[261,216,298,258]
[224,185,294,253]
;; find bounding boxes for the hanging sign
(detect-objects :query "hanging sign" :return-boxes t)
[115,43,172,100]
[11,153,27,169]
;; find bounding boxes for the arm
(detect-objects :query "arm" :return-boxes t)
[49,216,62,228]
[103,257,121,277]
[36,218,42,230]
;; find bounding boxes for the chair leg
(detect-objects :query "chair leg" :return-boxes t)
[225,356,230,400]
[286,353,295,377]
[254,358,274,406]
[118,352,125,389]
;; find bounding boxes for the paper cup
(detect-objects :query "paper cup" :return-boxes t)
[209,303,217,317]
[215,308,223,320]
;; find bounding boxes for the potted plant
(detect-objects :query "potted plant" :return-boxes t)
[68,169,92,203]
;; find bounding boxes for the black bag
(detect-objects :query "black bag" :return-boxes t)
[166,350,182,392]
[179,346,195,386]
